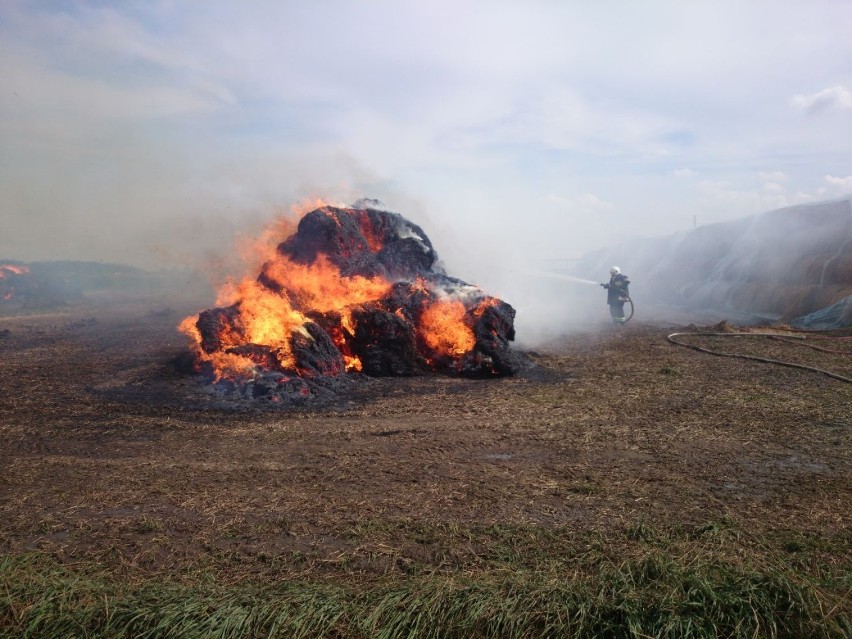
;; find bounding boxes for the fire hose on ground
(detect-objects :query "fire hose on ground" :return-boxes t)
[666,331,852,384]
[601,283,633,325]
[618,295,634,325]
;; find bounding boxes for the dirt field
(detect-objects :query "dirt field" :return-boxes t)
[1,297,850,589]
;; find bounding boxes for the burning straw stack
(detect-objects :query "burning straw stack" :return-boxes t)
[181,202,519,402]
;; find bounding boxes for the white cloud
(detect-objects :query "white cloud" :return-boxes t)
[791,85,852,114]
[760,181,785,195]
[757,171,788,182]
[546,193,613,211]
[672,168,695,178]
[824,174,852,194]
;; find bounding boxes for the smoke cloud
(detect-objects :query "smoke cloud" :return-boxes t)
[1,1,851,338]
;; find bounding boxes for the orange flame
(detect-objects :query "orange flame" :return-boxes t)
[354,210,385,252]
[215,198,334,302]
[419,299,475,356]
[262,254,391,313]
[343,354,363,372]
[0,264,29,278]
[179,204,496,381]
[472,297,498,315]
[337,309,364,371]
[180,220,394,379]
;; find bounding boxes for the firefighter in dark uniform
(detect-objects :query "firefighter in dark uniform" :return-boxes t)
[602,266,630,324]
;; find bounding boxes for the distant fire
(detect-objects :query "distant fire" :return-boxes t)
[0,263,30,302]
[179,201,517,397]
[0,264,29,277]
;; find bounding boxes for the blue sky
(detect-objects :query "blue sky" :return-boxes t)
[1,0,851,281]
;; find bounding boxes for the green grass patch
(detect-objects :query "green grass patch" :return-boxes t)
[2,547,848,639]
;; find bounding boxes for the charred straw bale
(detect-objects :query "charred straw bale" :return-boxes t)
[187,203,519,396]
[278,206,439,280]
[197,305,241,354]
[349,305,420,376]
[224,344,283,372]
[291,321,345,377]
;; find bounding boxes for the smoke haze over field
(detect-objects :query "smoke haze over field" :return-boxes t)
[1,1,851,332]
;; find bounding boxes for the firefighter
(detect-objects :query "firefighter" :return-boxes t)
[601,266,630,324]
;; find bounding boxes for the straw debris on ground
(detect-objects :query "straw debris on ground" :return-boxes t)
[0,300,849,637]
